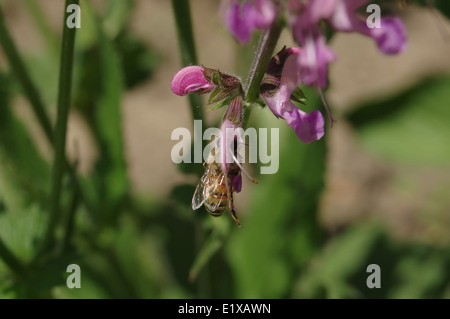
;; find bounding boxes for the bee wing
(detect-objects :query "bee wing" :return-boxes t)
[192,170,208,210]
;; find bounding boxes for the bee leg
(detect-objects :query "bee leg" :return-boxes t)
[231,208,242,228]
[225,174,241,228]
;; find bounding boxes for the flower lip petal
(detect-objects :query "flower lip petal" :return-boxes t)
[171,66,215,96]
[284,107,325,143]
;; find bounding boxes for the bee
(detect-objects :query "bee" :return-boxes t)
[192,137,257,228]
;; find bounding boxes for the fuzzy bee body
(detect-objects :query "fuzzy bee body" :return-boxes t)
[192,142,242,226]
[203,166,231,216]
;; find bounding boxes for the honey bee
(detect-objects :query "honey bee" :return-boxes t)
[192,137,257,228]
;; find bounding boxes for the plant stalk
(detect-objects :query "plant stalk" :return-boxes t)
[243,21,282,128]
[40,0,79,255]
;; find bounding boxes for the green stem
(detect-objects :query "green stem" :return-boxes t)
[243,21,282,128]
[171,0,204,123]
[0,8,54,143]
[0,237,26,276]
[58,181,80,253]
[40,0,79,255]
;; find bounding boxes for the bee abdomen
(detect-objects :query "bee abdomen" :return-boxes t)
[204,189,228,216]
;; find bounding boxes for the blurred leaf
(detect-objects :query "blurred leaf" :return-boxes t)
[74,2,128,212]
[102,0,134,39]
[0,205,46,267]
[347,77,450,166]
[51,273,109,299]
[189,218,229,283]
[293,223,450,299]
[0,73,50,207]
[290,86,307,105]
[76,0,98,50]
[94,25,128,205]
[293,224,383,298]
[114,32,161,89]
[24,54,59,107]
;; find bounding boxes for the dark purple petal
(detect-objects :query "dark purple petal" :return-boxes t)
[220,119,243,174]
[230,175,242,193]
[171,66,215,96]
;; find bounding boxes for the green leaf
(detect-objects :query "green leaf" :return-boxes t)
[114,33,160,89]
[292,223,450,298]
[0,205,46,267]
[207,86,222,104]
[347,77,450,166]
[206,94,235,111]
[292,224,383,298]
[290,86,307,105]
[0,73,50,207]
[74,2,128,209]
[102,0,134,39]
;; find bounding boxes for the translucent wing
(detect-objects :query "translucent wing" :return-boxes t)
[192,168,209,210]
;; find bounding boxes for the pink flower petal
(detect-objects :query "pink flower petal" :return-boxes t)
[171,66,215,96]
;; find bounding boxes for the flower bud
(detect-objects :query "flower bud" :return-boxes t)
[171,66,215,96]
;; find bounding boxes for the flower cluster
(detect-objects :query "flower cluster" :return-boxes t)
[222,0,407,89]
[171,0,408,199]
[260,46,325,143]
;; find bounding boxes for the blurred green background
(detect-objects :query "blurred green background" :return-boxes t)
[0,0,449,298]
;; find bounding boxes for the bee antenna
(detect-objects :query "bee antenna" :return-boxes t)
[232,153,258,184]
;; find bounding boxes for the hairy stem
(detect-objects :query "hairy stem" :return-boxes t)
[171,0,205,123]
[243,21,282,128]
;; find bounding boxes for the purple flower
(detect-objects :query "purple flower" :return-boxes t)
[288,0,407,90]
[368,17,408,55]
[262,52,325,143]
[295,28,337,89]
[289,3,337,89]
[171,66,215,96]
[223,0,277,44]
[308,0,407,55]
